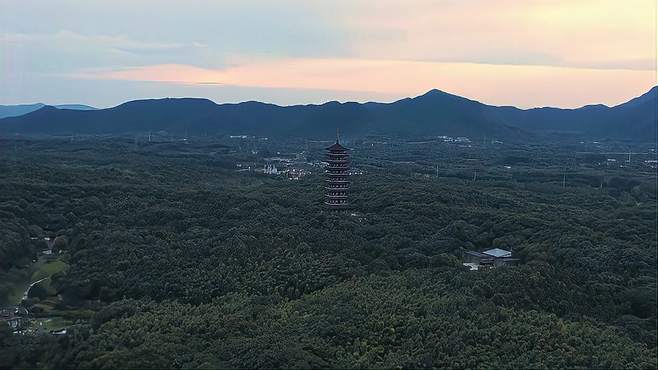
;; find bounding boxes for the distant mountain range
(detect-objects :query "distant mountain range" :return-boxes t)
[0,103,96,119]
[0,87,655,141]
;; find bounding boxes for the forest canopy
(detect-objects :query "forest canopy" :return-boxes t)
[0,137,655,368]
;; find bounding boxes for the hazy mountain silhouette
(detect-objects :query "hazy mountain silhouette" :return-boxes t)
[53,104,97,111]
[0,103,97,119]
[0,88,655,141]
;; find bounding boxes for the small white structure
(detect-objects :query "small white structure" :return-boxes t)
[263,164,279,175]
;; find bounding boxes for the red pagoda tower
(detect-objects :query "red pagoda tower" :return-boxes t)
[325,130,350,209]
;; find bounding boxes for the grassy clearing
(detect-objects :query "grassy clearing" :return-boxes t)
[4,257,69,305]
[29,316,72,332]
[31,259,68,281]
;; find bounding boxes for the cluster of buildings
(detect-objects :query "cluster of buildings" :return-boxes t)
[437,135,471,143]
[1,306,68,335]
[256,161,312,180]
[286,168,310,180]
[1,306,29,331]
[229,135,269,141]
[261,162,312,180]
[263,164,279,175]
[601,157,658,169]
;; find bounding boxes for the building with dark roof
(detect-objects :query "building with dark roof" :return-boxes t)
[462,248,518,270]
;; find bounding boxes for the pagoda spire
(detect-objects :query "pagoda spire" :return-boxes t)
[336,127,340,143]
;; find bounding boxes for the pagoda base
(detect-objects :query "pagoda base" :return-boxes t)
[324,202,350,209]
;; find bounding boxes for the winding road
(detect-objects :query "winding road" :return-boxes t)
[22,277,48,302]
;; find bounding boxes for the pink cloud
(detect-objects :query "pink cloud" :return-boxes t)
[73,58,655,108]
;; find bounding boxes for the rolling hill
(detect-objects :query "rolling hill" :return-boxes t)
[486,86,658,139]
[0,87,655,141]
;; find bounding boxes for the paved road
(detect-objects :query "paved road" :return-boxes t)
[22,277,48,302]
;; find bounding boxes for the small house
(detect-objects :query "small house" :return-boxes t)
[462,248,518,270]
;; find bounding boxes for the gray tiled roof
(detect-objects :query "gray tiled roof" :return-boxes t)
[482,248,512,258]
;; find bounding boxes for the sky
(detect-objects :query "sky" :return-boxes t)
[0,0,656,108]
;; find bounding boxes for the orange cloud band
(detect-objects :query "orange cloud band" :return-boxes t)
[72,58,655,108]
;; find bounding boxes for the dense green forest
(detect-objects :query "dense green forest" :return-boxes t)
[0,137,656,368]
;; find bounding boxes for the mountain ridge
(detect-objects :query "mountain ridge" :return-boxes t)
[1,87,655,141]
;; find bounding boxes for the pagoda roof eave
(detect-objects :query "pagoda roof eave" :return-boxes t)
[326,142,349,151]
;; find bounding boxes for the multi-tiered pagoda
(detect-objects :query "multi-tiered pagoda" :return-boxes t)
[325,133,350,209]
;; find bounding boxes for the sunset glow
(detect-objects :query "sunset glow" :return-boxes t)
[1,0,656,107]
